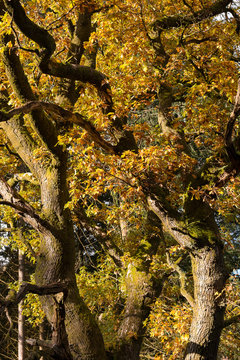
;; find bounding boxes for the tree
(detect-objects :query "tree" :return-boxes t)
[0,0,240,359]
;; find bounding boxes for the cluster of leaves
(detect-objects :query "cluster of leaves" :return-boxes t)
[76,256,122,349]
[148,299,191,360]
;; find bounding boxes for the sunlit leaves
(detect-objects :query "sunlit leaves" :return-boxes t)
[76,256,121,349]
[148,299,191,360]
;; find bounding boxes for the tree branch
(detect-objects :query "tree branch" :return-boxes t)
[227,8,240,34]
[4,0,56,66]
[0,282,69,312]
[225,79,240,167]
[147,196,197,250]
[0,142,22,160]
[166,252,195,307]
[0,101,116,154]
[223,314,240,328]
[0,177,51,232]
[7,172,39,186]
[153,0,232,32]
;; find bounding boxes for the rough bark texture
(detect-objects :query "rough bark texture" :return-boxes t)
[116,264,151,360]
[112,212,165,360]
[148,195,228,360]
[185,246,226,360]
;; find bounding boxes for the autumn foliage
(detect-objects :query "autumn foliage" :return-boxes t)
[0,1,240,360]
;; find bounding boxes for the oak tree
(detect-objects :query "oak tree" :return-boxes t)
[1,1,240,360]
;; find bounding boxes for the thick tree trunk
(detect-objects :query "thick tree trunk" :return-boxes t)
[116,296,145,360]
[114,263,154,360]
[0,110,107,359]
[148,196,228,360]
[116,339,143,360]
[35,163,107,360]
[34,224,107,360]
[185,245,226,360]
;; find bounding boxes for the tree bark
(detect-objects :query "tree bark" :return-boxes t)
[114,261,165,360]
[148,196,228,360]
[184,246,226,360]
[33,159,107,360]
[115,264,150,360]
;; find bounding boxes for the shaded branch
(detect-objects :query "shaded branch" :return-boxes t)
[0,143,22,160]
[181,36,217,46]
[227,8,240,34]
[153,0,232,32]
[0,282,69,312]
[223,314,240,328]
[0,177,51,232]
[166,252,195,307]
[42,62,114,111]
[4,0,56,66]
[225,79,240,167]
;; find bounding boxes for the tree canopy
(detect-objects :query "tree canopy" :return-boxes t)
[0,0,240,359]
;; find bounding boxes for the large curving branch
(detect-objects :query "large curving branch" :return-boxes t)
[0,100,116,154]
[0,282,69,311]
[3,0,56,65]
[4,0,113,110]
[44,62,114,111]
[152,0,232,32]
[4,0,138,154]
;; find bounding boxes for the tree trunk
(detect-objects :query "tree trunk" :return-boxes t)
[147,196,228,360]
[34,165,107,360]
[185,245,226,360]
[114,263,154,360]
[0,93,107,360]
